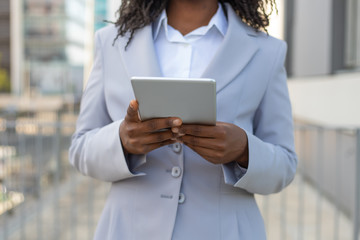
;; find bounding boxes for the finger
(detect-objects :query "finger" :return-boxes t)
[125,100,140,122]
[179,124,224,138]
[143,139,177,153]
[141,117,182,133]
[185,143,220,164]
[141,130,178,145]
[180,135,224,150]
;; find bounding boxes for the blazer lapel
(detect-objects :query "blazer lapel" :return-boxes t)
[117,25,162,78]
[201,3,259,93]
[116,3,259,92]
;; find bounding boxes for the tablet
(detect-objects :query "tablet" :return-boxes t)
[131,77,216,125]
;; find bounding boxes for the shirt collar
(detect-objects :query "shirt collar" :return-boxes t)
[152,3,228,40]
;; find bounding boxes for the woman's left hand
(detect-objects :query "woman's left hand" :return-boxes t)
[174,122,249,168]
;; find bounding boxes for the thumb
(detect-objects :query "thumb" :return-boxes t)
[125,100,140,122]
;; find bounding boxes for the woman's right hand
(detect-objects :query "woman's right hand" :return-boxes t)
[119,100,182,155]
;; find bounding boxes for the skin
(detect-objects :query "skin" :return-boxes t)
[119,0,249,168]
[166,0,219,35]
[120,100,181,155]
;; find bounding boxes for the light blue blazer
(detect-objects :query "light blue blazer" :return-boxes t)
[69,3,297,240]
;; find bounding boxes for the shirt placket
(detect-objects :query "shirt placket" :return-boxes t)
[178,41,192,78]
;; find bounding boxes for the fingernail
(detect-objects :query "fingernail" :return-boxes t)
[172,127,179,133]
[173,119,182,126]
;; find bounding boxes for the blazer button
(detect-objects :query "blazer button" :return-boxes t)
[171,166,182,178]
[172,143,182,153]
[178,193,185,204]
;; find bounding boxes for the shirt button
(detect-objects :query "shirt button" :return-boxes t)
[172,143,182,153]
[178,193,185,204]
[171,166,182,178]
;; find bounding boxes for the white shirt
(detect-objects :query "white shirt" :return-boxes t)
[153,3,227,78]
[153,4,247,178]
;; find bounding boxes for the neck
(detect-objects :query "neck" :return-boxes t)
[166,0,219,35]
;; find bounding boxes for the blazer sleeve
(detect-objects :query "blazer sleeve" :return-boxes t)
[68,31,145,182]
[223,41,298,195]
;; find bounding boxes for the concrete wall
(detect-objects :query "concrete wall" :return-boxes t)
[10,0,23,95]
[288,73,360,218]
[268,0,285,40]
[291,0,333,77]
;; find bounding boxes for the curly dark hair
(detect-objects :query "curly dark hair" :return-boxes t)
[114,0,276,48]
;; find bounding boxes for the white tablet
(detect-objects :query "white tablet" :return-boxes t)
[131,77,216,125]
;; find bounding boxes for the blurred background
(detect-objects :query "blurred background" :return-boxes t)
[0,0,359,239]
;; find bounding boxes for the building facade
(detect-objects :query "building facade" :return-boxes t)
[95,0,108,31]
[284,0,360,221]
[10,0,90,99]
[106,0,120,22]
[285,0,360,77]
[0,0,10,92]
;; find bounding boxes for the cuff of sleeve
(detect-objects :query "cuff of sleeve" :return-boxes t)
[232,130,275,192]
[235,163,247,178]
[86,120,146,181]
[127,154,147,173]
[221,161,248,185]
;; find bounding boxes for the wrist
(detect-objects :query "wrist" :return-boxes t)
[235,131,249,168]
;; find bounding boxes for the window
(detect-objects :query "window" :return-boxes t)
[345,0,360,70]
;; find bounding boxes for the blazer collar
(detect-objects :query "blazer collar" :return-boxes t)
[201,3,259,92]
[117,3,259,93]
[117,26,163,78]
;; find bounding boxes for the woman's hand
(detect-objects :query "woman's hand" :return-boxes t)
[119,100,182,155]
[176,122,249,168]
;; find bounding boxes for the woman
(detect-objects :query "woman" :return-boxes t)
[69,0,297,239]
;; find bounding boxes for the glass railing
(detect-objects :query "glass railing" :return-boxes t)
[257,122,360,239]
[0,115,359,239]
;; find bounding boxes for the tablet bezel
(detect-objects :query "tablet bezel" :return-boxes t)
[131,76,217,125]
